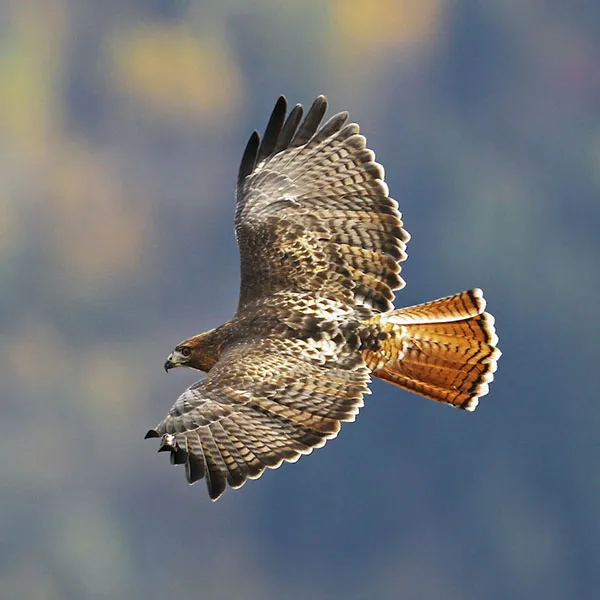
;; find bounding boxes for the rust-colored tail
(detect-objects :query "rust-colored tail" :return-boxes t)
[362,289,500,411]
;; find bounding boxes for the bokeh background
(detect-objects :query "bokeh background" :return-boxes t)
[2,1,599,598]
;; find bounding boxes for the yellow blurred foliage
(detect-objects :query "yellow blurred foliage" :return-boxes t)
[108,24,243,123]
[330,0,443,65]
[0,0,68,159]
[8,319,71,395]
[0,194,17,255]
[81,347,144,426]
[47,140,151,292]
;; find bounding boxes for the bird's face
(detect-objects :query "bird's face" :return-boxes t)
[164,344,193,372]
[164,330,220,373]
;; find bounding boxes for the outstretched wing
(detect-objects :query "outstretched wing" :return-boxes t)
[235,95,410,314]
[145,338,370,500]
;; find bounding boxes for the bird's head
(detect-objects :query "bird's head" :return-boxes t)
[164,331,220,373]
[164,343,195,372]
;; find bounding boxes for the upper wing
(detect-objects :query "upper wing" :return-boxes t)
[145,338,370,500]
[235,95,410,314]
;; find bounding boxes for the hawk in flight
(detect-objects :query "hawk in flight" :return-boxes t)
[145,96,501,500]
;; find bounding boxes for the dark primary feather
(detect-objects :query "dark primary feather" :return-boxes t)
[275,103,303,153]
[290,95,328,147]
[237,131,260,186]
[256,95,287,163]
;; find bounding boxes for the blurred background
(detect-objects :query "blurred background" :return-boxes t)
[1,1,599,598]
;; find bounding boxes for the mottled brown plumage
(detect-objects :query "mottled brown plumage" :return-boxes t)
[146,95,501,500]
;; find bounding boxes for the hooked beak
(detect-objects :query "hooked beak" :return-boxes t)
[164,354,176,372]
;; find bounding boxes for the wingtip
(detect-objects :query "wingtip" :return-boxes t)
[144,429,159,439]
[237,130,261,186]
[312,94,328,114]
[158,433,177,452]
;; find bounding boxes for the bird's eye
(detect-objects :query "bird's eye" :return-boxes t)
[180,347,191,358]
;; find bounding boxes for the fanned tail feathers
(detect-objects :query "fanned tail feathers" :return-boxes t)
[363,289,501,411]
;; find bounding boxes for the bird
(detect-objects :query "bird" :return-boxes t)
[145,95,501,500]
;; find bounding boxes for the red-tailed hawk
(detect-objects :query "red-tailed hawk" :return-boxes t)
[145,96,501,500]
